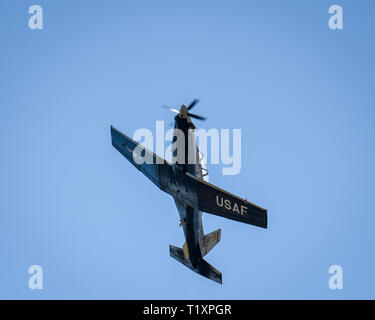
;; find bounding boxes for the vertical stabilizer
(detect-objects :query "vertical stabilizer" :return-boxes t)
[199,229,221,257]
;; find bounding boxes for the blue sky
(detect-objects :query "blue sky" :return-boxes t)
[1,0,374,299]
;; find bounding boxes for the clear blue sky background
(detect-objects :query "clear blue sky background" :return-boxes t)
[1,0,374,299]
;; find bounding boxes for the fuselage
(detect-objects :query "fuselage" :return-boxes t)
[171,112,204,269]
[111,100,266,284]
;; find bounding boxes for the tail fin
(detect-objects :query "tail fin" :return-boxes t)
[169,245,222,284]
[199,229,221,257]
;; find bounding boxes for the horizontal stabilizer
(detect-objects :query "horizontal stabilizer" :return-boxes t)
[169,245,222,284]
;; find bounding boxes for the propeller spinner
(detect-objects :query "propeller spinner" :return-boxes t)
[163,99,207,121]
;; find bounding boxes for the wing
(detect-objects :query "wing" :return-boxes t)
[110,126,172,193]
[185,173,267,228]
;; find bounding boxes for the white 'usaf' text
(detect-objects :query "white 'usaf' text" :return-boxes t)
[216,196,247,215]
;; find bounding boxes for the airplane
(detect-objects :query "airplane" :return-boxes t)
[110,99,268,284]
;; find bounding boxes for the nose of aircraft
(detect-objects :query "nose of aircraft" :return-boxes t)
[163,100,206,121]
[180,105,188,118]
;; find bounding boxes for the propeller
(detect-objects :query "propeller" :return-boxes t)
[187,99,200,111]
[162,106,180,114]
[187,113,206,120]
[163,99,206,121]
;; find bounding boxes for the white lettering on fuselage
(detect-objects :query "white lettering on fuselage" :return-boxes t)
[216,196,247,215]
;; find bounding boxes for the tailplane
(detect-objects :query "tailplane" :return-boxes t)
[169,245,222,284]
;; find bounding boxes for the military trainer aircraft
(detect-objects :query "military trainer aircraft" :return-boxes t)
[110,99,267,284]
